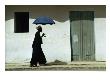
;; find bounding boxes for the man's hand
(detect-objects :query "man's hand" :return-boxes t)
[42,33,46,37]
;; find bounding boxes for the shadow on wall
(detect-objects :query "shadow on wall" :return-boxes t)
[5,5,106,22]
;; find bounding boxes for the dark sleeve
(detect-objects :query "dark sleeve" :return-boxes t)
[32,32,43,48]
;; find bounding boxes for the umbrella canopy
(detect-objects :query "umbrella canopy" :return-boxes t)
[33,16,55,25]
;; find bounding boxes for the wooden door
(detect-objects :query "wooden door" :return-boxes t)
[70,11,95,61]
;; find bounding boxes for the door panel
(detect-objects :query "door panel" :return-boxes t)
[70,11,95,61]
[70,12,81,61]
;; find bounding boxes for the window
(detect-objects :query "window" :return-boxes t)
[14,12,29,33]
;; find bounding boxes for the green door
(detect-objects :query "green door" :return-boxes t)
[70,11,95,61]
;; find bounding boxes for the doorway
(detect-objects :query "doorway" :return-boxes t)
[70,11,95,61]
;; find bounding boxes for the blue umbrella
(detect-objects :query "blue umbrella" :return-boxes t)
[33,16,55,25]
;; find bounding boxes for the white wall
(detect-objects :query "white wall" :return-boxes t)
[94,18,106,61]
[6,19,71,63]
[5,5,106,63]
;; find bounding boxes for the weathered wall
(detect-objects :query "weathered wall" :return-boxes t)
[5,5,106,63]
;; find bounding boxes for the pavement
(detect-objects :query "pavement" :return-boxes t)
[5,61,106,71]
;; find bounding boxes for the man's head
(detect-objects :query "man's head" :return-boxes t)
[36,25,42,32]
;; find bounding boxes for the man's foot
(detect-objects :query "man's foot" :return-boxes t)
[30,64,38,67]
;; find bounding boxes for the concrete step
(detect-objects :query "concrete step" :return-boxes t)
[68,61,106,65]
[5,61,106,71]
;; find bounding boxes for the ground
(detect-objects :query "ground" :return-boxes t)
[5,61,106,71]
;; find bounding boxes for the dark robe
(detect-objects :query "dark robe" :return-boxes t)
[30,31,46,66]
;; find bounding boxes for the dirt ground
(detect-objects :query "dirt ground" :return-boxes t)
[5,61,106,71]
